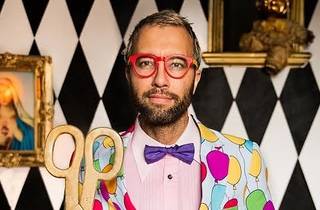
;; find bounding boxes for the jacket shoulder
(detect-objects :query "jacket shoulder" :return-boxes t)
[197,121,257,150]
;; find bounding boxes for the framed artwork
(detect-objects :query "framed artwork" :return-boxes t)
[202,0,311,68]
[0,53,53,167]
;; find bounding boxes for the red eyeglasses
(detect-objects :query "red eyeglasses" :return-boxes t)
[128,53,198,79]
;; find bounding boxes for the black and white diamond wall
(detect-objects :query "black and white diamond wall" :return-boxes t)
[0,0,319,209]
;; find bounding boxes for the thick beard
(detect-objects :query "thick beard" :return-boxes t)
[130,81,194,127]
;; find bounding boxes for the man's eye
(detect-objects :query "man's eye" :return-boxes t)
[136,58,154,69]
[171,62,184,68]
[168,58,187,70]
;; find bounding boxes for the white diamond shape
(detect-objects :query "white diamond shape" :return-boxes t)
[39,167,65,210]
[0,167,30,209]
[42,102,75,209]
[35,0,78,95]
[299,108,320,209]
[270,66,290,97]
[80,0,122,96]
[260,102,298,209]
[180,0,208,69]
[223,66,246,98]
[53,100,76,170]
[309,1,320,88]
[90,100,111,129]
[54,100,67,126]
[124,0,158,46]
[0,0,33,54]
[221,102,248,139]
[50,133,75,170]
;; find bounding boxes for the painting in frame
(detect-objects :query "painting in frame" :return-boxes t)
[0,52,53,167]
[202,0,311,67]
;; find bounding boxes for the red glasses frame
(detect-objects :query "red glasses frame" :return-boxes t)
[128,53,198,79]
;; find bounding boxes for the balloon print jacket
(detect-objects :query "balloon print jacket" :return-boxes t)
[89,118,274,210]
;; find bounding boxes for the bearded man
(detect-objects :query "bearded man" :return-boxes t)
[91,10,274,210]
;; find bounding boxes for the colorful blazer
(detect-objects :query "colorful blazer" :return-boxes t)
[89,119,274,210]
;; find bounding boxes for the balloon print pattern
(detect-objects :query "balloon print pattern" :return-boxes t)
[199,124,274,210]
[90,121,274,210]
[92,136,130,210]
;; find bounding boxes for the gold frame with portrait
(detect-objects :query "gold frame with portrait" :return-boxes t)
[0,52,53,167]
[202,0,311,67]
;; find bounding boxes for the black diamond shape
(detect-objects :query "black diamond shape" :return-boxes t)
[22,0,49,35]
[200,0,209,20]
[0,183,10,210]
[0,0,5,14]
[15,168,53,210]
[280,64,320,154]
[58,43,100,134]
[155,0,184,13]
[305,0,319,27]
[102,43,136,132]
[236,68,277,144]
[279,161,316,210]
[192,67,233,131]
[29,40,40,55]
[53,90,57,104]
[66,0,94,36]
[110,0,139,37]
[60,198,65,210]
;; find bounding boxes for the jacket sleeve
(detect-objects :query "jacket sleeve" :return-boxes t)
[244,142,275,210]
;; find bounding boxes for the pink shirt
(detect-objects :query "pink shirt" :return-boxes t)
[124,116,201,210]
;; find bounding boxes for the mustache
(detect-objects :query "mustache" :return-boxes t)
[143,88,179,101]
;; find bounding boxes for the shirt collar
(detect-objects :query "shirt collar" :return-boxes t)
[130,114,200,182]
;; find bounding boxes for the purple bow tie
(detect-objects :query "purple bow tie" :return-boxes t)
[144,143,195,165]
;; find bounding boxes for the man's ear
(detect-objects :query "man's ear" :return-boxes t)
[193,69,202,93]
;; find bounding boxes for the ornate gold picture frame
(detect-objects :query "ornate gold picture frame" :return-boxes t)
[202,0,311,68]
[0,53,53,167]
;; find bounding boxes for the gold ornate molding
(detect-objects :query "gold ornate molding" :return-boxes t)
[202,52,311,67]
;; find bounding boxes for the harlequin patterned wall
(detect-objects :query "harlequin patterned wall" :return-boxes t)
[0,0,319,209]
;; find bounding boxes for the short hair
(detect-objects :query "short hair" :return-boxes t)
[124,10,201,68]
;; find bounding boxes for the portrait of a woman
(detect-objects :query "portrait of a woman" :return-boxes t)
[0,77,34,150]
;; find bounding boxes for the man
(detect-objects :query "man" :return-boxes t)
[91,10,274,210]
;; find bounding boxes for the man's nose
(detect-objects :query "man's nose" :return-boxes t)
[152,61,169,88]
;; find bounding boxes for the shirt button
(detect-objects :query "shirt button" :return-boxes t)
[167,174,173,179]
